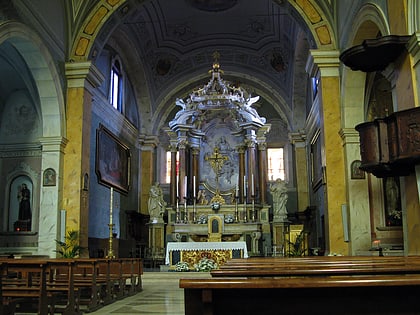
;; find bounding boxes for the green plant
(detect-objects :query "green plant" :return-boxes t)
[55,230,84,258]
[286,231,308,257]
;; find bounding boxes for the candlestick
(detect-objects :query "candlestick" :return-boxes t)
[110,187,113,225]
[243,175,247,196]
[176,175,179,199]
[184,175,187,197]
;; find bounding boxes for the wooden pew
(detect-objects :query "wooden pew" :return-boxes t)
[181,256,420,315]
[0,257,143,314]
[180,274,420,315]
[1,259,50,315]
[212,256,420,277]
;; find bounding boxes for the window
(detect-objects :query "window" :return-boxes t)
[268,148,284,181]
[311,76,319,99]
[165,151,179,183]
[110,59,123,112]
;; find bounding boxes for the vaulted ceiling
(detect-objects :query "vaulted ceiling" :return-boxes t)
[91,0,315,133]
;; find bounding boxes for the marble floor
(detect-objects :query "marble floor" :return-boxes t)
[88,271,211,315]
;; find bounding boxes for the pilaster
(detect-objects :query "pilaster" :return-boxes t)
[308,50,348,255]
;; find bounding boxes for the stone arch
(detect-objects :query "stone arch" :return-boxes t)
[0,21,66,255]
[70,0,335,61]
[0,21,65,137]
[408,0,420,35]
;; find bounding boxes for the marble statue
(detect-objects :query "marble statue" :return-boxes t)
[270,178,288,222]
[148,182,166,223]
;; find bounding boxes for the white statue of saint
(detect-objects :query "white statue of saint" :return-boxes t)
[148,182,166,223]
[270,178,288,222]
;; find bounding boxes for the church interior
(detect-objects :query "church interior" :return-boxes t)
[2,0,420,314]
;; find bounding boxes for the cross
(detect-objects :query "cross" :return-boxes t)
[206,147,228,175]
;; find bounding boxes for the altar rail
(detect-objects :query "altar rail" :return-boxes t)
[0,257,142,315]
[180,256,420,315]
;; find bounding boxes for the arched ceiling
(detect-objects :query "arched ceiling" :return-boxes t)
[86,0,317,133]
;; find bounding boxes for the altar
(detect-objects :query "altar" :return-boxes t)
[165,241,248,267]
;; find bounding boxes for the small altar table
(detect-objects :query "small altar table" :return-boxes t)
[165,241,248,267]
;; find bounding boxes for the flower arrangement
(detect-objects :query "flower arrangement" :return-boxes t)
[194,257,218,272]
[174,261,190,272]
[387,210,402,226]
[224,214,234,223]
[197,214,208,224]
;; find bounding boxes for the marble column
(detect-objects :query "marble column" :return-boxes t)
[139,136,158,215]
[63,61,104,255]
[238,146,246,203]
[289,132,309,211]
[307,50,348,255]
[257,125,270,205]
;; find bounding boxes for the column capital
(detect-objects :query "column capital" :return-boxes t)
[138,134,159,151]
[408,32,420,66]
[65,61,105,88]
[289,131,307,147]
[39,136,68,153]
[339,128,360,145]
[306,49,340,77]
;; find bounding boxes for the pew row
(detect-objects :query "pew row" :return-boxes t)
[211,256,420,277]
[1,257,143,315]
[181,256,420,315]
[180,275,420,315]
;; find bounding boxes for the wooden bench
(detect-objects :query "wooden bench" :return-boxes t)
[0,257,143,314]
[211,256,420,277]
[181,256,420,315]
[180,274,420,315]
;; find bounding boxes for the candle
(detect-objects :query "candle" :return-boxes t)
[236,184,239,196]
[193,175,196,198]
[176,175,179,198]
[110,187,113,225]
[243,175,247,196]
[184,175,187,197]
[251,174,254,196]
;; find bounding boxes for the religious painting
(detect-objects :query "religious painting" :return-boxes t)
[350,160,365,179]
[200,119,240,195]
[96,124,131,194]
[43,168,56,186]
[310,130,323,190]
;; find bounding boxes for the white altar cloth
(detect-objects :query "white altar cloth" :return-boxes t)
[165,241,248,264]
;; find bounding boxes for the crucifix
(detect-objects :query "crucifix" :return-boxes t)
[206,147,228,204]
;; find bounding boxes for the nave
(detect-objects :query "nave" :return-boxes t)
[86,271,210,315]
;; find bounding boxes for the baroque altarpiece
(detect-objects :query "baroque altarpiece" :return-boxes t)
[163,55,274,256]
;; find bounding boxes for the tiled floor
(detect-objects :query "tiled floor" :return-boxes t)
[88,271,211,315]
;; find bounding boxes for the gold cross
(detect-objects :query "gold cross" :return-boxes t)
[206,147,228,175]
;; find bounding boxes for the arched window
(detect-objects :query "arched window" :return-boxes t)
[267,148,285,181]
[110,59,123,112]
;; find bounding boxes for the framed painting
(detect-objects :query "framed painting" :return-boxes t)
[96,124,131,193]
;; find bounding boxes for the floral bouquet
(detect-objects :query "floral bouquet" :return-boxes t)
[197,214,208,224]
[194,257,218,272]
[224,214,234,223]
[174,261,190,272]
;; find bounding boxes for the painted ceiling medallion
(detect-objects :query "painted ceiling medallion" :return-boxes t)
[186,0,238,12]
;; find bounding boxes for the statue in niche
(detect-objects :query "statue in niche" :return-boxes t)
[148,182,166,223]
[270,178,288,222]
[15,183,32,231]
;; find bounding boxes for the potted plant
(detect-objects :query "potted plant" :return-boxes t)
[55,230,84,258]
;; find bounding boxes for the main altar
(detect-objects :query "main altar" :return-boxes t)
[158,53,274,263]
